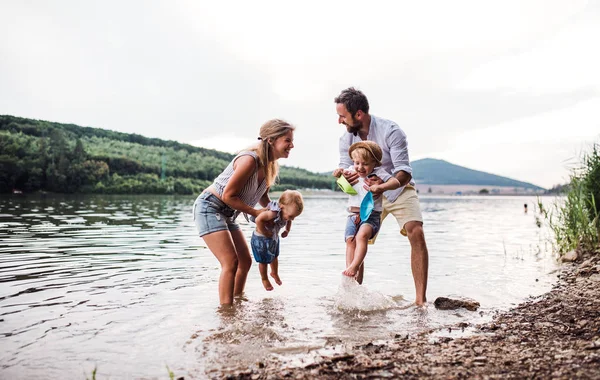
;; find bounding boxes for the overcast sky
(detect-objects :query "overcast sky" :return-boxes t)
[1,1,599,188]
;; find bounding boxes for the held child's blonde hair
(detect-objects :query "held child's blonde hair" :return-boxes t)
[279,190,304,214]
[248,119,295,187]
[348,141,383,167]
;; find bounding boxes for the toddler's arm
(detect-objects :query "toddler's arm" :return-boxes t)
[281,220,293,238]
[255,210,278,238]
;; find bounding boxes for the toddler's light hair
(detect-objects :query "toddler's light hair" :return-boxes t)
[351,148,378,166]
[279,190,304,214]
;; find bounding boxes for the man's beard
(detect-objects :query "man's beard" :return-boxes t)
[345,122,361,136]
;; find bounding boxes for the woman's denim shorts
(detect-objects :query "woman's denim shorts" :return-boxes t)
[193,192,240,237]
[344,211,382,241]
[250,232,279,264]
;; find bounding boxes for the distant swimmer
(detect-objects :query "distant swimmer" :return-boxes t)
[524,203,528,213]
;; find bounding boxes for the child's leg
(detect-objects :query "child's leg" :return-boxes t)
[270,257,282,285]
[343,225,373,278]
[259,262,273,291]
[345,237,356,268]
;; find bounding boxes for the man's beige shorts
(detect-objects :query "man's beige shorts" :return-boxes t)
[370,185,423,243]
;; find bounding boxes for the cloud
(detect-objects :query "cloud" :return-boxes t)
[0,0,597,188]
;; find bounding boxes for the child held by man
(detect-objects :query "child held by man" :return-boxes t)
[250,190,304,291]
[334,141,401,280]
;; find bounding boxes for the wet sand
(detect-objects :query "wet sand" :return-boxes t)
[221,249,600,379]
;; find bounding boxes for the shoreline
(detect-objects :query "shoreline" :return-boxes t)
[222,250,600,379]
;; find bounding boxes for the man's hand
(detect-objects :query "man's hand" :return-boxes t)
[365,175,383,187]
[332,168,343,178]
[281,230,289,238]
[369,184,385,196]
[343,170,360,186]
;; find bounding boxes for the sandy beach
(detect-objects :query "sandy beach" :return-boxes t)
[221,249,600,379]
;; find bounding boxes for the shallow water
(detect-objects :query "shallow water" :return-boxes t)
[0,193,557,379]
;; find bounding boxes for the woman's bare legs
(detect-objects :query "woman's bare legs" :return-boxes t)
[202,230,239,305]
[230,229,252,296]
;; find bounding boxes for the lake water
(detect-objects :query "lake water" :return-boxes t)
[0,193,558,379]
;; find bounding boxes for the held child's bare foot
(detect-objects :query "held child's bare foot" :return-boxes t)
[270,272,282,286]
[342,266,358,278]
[262,279,274,291]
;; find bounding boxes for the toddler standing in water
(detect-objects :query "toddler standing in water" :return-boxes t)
[251,190,304,291]
[334,141,400,281]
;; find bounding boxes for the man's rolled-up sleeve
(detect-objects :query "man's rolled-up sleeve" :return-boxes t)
[338,134,353,169]
[388,127,412,175]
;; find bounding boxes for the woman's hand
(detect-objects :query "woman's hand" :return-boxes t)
[253,207,268,219]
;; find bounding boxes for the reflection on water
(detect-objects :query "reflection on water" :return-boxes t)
[0,193,558,379]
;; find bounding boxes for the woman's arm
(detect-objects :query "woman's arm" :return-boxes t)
[258,188,271,208]
[222,155,263,218]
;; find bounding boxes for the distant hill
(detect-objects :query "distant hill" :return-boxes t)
[0,115,334,194]
[412,158,544,190]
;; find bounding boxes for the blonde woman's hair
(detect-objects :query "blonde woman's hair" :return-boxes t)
[249,119,295,187]
[279,190,304,214]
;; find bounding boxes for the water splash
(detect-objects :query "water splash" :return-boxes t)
[333,276,399,312]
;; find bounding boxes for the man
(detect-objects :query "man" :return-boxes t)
[332,87,429,306]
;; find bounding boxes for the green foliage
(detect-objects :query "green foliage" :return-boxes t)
[0,115,334,194]
[545,183,569,194]
[539,143,600,253]
[85,366,97,380]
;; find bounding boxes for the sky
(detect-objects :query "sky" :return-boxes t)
[1,1,599,189]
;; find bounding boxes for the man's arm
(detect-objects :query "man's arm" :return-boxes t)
[334,134,353,177]
[394,170,412,187]
[387,127,413,186]
[370,177,401,194]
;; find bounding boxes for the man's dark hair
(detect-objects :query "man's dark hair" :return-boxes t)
[334,87,369,115]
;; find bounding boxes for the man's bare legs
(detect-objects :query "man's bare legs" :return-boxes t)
[356,263,364,284]
[270,257,282,285]
[405,221,429,305]
[343,226,373,279]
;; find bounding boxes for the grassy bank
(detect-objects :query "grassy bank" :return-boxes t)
[539,142,600,254]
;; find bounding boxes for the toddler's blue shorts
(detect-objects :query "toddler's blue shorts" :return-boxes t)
[251,232,280,264]
[344,211,382,241]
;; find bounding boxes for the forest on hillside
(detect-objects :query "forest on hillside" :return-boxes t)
[0,115,335,195]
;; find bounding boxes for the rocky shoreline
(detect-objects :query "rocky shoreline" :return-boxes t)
[222,250,600,379]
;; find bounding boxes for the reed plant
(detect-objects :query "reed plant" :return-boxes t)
[538,143,600,255]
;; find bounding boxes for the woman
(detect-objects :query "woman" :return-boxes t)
[193,119,295,306]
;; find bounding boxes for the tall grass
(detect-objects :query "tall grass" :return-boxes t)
[539,143,600,254]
